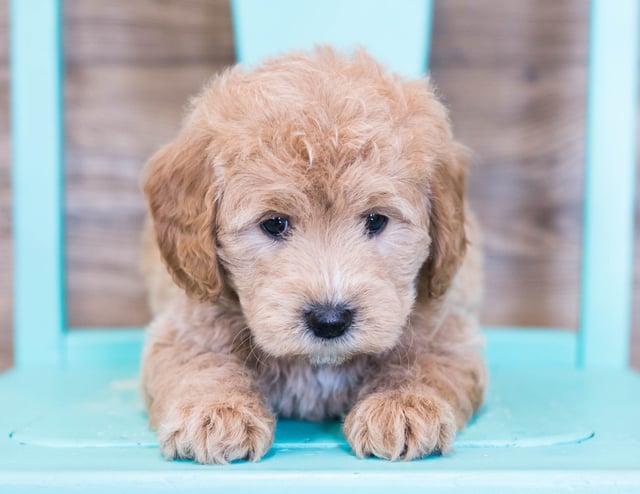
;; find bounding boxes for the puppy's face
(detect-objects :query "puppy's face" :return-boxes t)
[144,49,466,365]
[215,147,431,364]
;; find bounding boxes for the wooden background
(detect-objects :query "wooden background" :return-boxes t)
[0,0,638,369]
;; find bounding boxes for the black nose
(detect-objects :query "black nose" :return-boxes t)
[304,303,353,340]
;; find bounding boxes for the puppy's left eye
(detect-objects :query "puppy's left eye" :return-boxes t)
[260,216,290,239]
[364,213,388,236]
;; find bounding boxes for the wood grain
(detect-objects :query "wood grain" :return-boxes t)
[0,0,638,371]
[430,0,588,331]
[62,0,235,331]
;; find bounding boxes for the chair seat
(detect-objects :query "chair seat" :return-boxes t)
[1,366,639,493]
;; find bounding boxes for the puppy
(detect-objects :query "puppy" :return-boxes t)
[141,47,486,464]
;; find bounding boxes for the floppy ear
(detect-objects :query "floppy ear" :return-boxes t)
[142,129,222,302]
[423,144,468,299]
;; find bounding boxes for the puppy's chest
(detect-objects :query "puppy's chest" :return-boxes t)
[256,360,368,421]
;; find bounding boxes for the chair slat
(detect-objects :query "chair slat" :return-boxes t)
[231,0,433,78]
[10,0,66,367]
[578,0,639,369]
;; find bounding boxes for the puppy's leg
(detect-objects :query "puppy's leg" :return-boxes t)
[141,314,274,464]
[344,313,486,461]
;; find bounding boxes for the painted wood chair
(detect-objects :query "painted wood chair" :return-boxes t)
[2,0,639,491]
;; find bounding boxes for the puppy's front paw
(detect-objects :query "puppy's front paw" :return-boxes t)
[157,397,275,464]
[344,390,456,461]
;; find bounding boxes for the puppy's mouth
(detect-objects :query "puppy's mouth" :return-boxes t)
[300,330,360,366]
[249,320,361,366]
[246,300,405,365]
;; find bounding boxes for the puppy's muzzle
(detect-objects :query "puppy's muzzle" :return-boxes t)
[303,303,353,340]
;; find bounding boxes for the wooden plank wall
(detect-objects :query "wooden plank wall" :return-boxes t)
[0,0,638,369]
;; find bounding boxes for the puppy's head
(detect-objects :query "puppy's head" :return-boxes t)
[144,48,466,365]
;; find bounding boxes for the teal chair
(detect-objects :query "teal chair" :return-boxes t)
[2,0,639,491]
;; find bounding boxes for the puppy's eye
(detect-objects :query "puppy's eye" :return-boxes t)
[364,213,388,236]
[260,216,290,239]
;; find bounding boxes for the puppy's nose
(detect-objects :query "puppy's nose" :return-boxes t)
[304,303,353,339]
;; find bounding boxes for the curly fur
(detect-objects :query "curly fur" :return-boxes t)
[140,47,487,464]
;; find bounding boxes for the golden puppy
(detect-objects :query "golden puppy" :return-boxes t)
[141,47,486,464]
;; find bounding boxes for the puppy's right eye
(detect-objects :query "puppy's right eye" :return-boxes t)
[364,213,388,236]
[260,216,290,239]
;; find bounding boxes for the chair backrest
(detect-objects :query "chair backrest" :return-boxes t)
[9,0,638,370]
